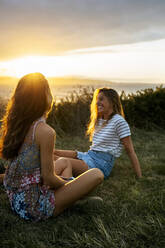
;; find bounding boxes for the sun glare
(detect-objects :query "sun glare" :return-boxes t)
[0,39,165,83]
[0,55,72,78]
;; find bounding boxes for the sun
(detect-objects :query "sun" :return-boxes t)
[0,55,73,78]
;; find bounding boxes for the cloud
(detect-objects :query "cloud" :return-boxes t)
[0,0,165,59]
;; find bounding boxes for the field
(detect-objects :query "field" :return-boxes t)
[0,127,165,248]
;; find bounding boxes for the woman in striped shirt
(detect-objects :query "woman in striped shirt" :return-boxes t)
[54,88,142,179]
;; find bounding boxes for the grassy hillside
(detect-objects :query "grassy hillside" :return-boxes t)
[0,128,165,248]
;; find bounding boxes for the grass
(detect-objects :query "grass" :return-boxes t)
[0,128,165,248]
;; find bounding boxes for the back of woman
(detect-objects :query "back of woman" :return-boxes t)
[4,121,40,191]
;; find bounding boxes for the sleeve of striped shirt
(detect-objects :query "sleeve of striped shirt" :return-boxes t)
[115,117,131,139]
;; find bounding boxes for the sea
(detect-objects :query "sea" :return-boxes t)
[0,77,164,102]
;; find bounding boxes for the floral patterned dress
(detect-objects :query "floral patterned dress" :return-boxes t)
[3,117,55,221]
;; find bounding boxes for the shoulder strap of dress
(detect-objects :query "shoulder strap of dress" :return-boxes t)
[32,117,46,142]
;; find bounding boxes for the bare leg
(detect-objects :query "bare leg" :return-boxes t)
[53,168,104,216]
[54,149,88,176]
[0,174,5,184]
[54,158,73,178]
[54,157,89,177]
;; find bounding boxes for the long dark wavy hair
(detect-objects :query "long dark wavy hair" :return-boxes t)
[87,88,124,141]
[0,72,53,160]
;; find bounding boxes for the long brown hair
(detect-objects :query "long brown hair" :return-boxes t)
[0,72,53,160]
[86,88,124,141]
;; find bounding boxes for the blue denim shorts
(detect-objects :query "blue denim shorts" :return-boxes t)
[77,150,115,179]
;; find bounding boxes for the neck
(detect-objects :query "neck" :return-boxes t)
[102,112,114,120]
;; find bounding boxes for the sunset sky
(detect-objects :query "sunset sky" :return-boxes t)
[0,0,165,82]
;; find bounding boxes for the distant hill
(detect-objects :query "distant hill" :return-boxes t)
[0,76,113,100]
[48,76,111,86]
[0,76,111,87]
[0,76,164,100]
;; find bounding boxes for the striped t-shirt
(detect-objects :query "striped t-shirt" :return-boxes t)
[90,114,131,158]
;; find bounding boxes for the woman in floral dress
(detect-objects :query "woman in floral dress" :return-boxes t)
[0,72,103,221]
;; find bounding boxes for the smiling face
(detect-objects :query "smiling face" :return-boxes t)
[96,91,113,119]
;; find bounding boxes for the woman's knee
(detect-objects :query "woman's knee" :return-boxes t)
[56,157,70,166]
[90,168,104,184]
[55,157,72,174]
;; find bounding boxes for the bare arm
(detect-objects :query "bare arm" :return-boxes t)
[121,136,142,178]
[54,149,77,159]
[36,123,66,189]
